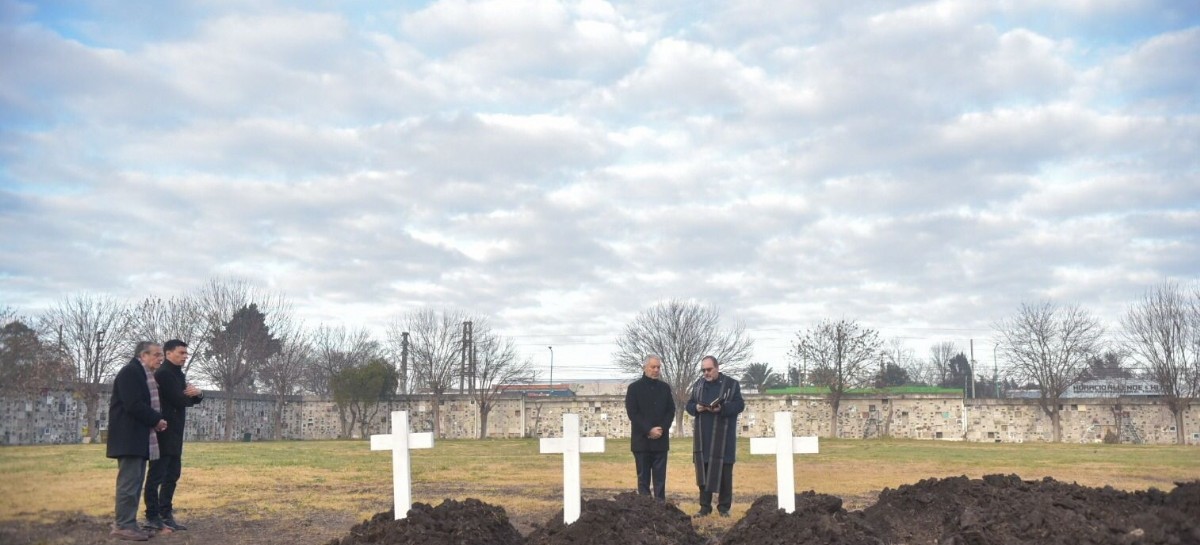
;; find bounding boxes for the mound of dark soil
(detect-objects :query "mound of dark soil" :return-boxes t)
[720,475,1200,545]
[720,491,882,545]
[864,475,1200,545]
[324,498,522,545]
[319,477,1199,545]
[525,492,707,545]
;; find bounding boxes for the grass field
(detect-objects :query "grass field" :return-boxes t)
[2,437,1197,528]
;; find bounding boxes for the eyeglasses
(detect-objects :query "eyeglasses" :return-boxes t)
[701,367,716,372]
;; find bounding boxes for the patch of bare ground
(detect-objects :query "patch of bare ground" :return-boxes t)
[4,478,1197,545]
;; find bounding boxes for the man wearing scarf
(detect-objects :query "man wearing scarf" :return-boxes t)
[685,355,744,517]
[105,342,168,541]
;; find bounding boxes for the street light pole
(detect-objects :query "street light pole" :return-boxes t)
[93,329,106,441]
[548,346,554,391]
[96,329,106,372]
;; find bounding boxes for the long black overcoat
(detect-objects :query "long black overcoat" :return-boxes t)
[625,375,675,452]
[154,362,202,456]
[106,359,162,459]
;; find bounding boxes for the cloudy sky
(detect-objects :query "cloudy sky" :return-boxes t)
[2,0,1197,381]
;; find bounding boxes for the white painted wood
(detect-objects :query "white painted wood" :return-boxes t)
[748,412,819,513]
[538,413,605,523]
[370,411,435,519]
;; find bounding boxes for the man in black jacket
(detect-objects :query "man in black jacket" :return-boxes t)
[624,354,674,501]
[144,339,203,532]
[106,342,168,541]
[685,355,744,518]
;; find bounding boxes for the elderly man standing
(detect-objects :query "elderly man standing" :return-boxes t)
[686,355,744,518]
[624,354,675,501]
[106,342,168,541]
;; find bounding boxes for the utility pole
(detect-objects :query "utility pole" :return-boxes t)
[460,321,473,394]
[969,339,976,399]
[993,343,1000,399]
[400,332,409,395]
[93,329,106,441]
[548,346,554,391]
[469,328,476,395]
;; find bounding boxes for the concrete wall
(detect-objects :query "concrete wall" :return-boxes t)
[2,388,1196,446]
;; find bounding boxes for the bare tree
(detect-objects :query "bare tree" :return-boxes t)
[387,308,466,438]
[880,338,917,387]
[0,305,17,325]
[259,320,313,440]
[205,303,282,440]
[182,279,292,440]
[790,319,882,437]
[995,301,1104,442]
[2,315,72,396]
[307,324,381,437]
[188,277,289,374]
[613,299,754,430]
[305,325,379,394]
[37,294,131,442]
[125,295,208,369]
[1122,282,1200,445]
[927,341,959,386]
[466,323,534,438]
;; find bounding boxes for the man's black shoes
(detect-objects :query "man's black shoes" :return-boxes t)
[162,515,188,531]
[111,527,150,541]
[141,517,165,531]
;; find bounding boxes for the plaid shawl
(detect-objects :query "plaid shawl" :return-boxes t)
[146,366,161,461]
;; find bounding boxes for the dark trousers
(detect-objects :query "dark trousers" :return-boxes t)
[633,451,668,500]
[145,454,182,519]
[698,462,733,514]
[115,456,147,530]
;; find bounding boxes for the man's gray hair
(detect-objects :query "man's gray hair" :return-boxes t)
[133,341,160,358]
[643,354,662,363]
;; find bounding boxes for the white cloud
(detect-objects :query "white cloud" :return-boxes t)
[1,0,1195,379]
[401,0,647,83]
[1103,27,1200,110]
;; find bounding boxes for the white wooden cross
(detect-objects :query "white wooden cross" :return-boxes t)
[539,413,605,524]
[370,410,434,520]
[749,411,819,513]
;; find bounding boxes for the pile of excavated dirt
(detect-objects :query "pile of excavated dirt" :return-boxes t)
[719,475,1200,545]
[719,491,881,545]
[324,498,523,545]
[320,477,1200,545]
[525,492,707,545]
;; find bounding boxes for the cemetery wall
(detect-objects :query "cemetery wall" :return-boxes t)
[2,388,1196,445]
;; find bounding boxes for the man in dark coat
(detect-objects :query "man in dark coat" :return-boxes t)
[143,339,203,531]
[685,355,744,517]
[624,355,674,501]
[106,342,167,541]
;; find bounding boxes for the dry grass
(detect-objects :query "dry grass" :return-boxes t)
[2,437,1196,528]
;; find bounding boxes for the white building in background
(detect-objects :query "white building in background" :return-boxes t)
[493,378,634,397]
[567,378,635,396]
[1008,379,1164,399]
